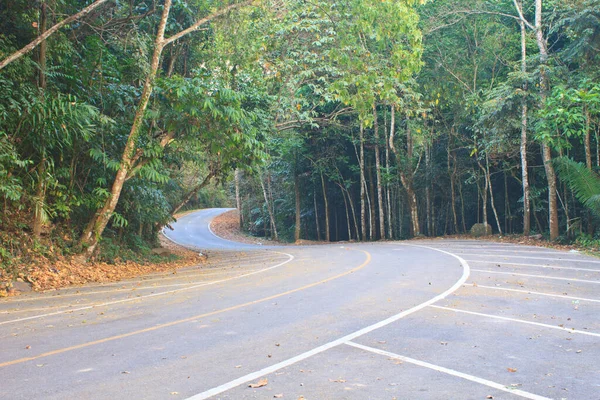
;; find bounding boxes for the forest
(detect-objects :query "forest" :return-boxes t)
[1,0,599,282]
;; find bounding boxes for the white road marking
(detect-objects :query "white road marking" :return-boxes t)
[465,260,600,272]
[431,305,600,338]
[185,244,471,400]
[460,253,600,264]
[465,283,600,303]
[471,269,600,284]
[0,252,294,326]
[345,341,552,400]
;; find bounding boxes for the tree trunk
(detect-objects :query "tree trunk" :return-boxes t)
[171,172,215,217]
[389,106,420,236]
[79,0,172,257]
[520,15,531,236]
[313,185,321,241]
[339,184,352,241]
[536,0,559,240]
[425,143,432,236]
[321,172,330,242]
[294,168,301,242]
[38,1,47,89]
[33,158,46,238]
[448,138,459,234]
[373,104,385,240]
[359,123,366,241]
[367,159,376,240]
[235,168,243,229]
[486,153,503,235]
[584,108,593,235]
[260,172,278,241]
[385,113,393,239]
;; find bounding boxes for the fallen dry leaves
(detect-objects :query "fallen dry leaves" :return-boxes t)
[248,378,268,388]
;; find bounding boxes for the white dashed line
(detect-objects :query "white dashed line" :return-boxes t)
[345,341,552,400]
[465,260,600,272]
[430,305,600,337]
[460,253,600,264]
[466,283,600,303]
[471,269,600,284]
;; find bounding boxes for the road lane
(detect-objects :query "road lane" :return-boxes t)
[1,210,599,399]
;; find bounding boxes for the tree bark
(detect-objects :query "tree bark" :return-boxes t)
[385,108,393,239]
[320,171,330,242]
[373,104,385,240]
[294,168,301,242]
[171,171,215,216]
[389,106,420,236]
[519,14,531,236]
[313,185,321,241]
[260,172,278,241]
[485,153,503,235]
[359,123,367,241]
[535,0,559,240]
[235,168,243,229]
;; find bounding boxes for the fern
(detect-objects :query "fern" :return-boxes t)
[555,156,600,217]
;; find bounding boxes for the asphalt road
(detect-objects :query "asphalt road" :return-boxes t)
[1,209,599,399]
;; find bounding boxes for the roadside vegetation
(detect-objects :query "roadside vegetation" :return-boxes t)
[1,0,599,292]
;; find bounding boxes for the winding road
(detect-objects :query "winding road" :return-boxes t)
[1,209,599,399]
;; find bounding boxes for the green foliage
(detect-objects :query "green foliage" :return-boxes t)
[555,157,600,217]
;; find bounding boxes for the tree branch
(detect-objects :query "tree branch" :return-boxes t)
[163,0,254,46]
[0,0,111,70]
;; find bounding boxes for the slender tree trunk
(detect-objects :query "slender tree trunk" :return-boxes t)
[320,172,330,242]
[389,105,420,236]
[368,160,376,239]
[520,16,531,236]
[373,104,385,240]
[33,158,46,238]
[260,172,278,241]
[536,0,559,240]
[171,172,215,216]
[346,186,360,241]
[32,3,48,239]
[294,168,301,242]
[235,168,243,229]
[425,143,432,236]
[584,108,593,235]
[448,139,459,234]
[385,115,393,239]
[486,153,503,235]
[359,123,366,241]
[459,177,467,233]
[339,184,352,240]
[313,185,321,241]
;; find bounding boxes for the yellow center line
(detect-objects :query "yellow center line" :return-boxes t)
[0,248,371,368]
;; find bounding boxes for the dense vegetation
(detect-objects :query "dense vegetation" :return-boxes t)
[1,0,599,282]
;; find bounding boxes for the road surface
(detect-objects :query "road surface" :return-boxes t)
[1,209,599,399]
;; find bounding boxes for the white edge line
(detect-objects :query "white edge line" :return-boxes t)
[465,260,600,272]
[430,305,600,338]
[186,244,471,400]
[466,283,600,303]
[0,252,294,326]
[458,253,600,264]
[471,269,600,284]
[345,341,551,400]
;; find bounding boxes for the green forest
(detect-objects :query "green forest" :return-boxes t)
[1,0,599,282]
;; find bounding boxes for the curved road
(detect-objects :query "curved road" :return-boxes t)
[0,209,599,399]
